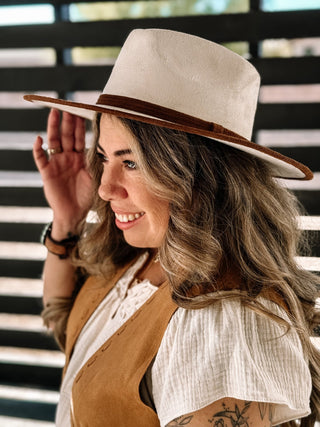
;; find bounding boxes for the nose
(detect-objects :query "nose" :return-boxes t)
[98,166,128,201]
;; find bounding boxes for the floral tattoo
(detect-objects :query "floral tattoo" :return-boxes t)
[208,401,252,426]
[166,415,194,426]
[166,401,272,426]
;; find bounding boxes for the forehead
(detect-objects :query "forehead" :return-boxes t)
[99,113,135,148]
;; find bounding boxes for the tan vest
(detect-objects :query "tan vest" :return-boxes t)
[64,266,178,427]
[64,267,289,426]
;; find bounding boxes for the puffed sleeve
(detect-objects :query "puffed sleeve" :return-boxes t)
[151,296,312,426]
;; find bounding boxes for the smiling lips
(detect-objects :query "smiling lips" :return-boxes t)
[114,212,145,223]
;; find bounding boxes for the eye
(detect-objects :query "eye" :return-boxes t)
[96,151,108,163]
[124,160,137,170]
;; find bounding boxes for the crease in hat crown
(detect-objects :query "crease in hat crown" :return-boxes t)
[23,28,313,181]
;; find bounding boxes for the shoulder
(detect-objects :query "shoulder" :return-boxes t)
[160,295,306,363]
[162,294,294,347]
[152,296,311,426]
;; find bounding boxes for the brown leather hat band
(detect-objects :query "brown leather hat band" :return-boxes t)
[97,94,247,142]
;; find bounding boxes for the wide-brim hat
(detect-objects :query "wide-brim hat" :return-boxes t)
[24,28,312,180]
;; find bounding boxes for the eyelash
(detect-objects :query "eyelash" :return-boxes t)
[123,160,137,170]
[96,152,137,170]
[96,152,107,163]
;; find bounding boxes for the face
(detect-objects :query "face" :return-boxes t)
[97,113,170,249]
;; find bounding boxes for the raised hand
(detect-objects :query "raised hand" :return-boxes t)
[33,109,93,235]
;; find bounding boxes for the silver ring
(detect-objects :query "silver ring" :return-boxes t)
[47,147,62,156]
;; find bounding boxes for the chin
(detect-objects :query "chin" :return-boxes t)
[123,233,161,249]
[123,236,149,249]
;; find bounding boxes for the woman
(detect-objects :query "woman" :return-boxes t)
[25,29,320,426]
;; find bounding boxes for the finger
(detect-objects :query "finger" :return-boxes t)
[33,136,48,171]
[74,116,86,153]
[60,111,76,152]
[47,109,62,150]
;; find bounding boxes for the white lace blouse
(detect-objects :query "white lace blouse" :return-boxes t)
[56,254,311,426]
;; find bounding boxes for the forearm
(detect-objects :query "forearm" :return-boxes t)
[41,221,82,350]
[42,220,80,306]
[42,253,77,306]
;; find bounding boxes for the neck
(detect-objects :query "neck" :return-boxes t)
[136,251,167,287]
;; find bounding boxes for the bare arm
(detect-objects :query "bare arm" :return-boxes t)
[33,109,93,306]
[166,398,272,427]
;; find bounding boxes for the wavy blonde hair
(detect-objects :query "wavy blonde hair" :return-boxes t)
[75,113,320,426]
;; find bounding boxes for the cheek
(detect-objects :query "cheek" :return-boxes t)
[150,200,170,231]
[132,180,170,233]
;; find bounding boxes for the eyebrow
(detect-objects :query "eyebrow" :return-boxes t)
[97,143,132,157]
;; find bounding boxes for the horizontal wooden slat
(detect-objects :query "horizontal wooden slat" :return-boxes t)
[252,57,320,86]
[0,397,56,422]
[0,222,44,241]
[0,10,319,49]
[308,242,320,258]
[305,231,320,258]
[293,190,320,216]
[0,259,43,278]
[0,150,35,172]
[0,363,61,391]
[0,329,58,350]
[0,187,47,206]
[1,65,111,92]
[254,103,320,130]
[265,147,320,171]
[0,109,48,132]
[0,295,42,315]
[2,57,320,94]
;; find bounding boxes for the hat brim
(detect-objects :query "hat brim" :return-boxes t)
[24,94,313,181]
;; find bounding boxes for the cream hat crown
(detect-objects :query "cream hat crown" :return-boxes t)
[24,28,312,180]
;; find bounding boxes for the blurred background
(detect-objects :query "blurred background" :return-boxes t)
[0,0,319,425]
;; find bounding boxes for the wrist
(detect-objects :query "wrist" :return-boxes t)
[41,222,80,259]
[50,218,82,241]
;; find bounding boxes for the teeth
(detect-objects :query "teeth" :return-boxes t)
[115,212,144,223]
